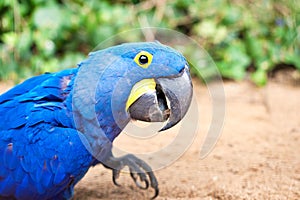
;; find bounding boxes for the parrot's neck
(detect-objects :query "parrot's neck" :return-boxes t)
[66,61,132,145]
[93,71,132,142]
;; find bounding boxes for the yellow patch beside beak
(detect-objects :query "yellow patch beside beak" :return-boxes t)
[126,79,156,110]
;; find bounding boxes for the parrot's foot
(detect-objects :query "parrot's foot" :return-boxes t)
[103,154,159,199]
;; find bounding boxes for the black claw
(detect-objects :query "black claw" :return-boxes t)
[113,178,121,187]
[112,169,121,187]
[130,172,149,189]
[130,172,138,182]
[112,177,121,187]
[151,187,159,200]
[104,154,160,198]
[136,178,149,190]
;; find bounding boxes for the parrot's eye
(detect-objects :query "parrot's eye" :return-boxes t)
[139,55,148,64]
[134,51,153,68]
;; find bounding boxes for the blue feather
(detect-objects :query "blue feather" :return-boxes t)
[15,174,34,199]
[0,175,16,197]
[3,143,19,170]
[53,164,67,185]
[40,162,53,189]
[0,73,52,104]
[11,164,26,183]
[0,42,188,199]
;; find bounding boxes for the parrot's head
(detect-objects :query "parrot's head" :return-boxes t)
[81,42,193,140]
[121,42,193,132]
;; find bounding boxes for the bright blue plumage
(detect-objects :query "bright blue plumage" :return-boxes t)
[0,68,93,199]
[0,42,192,199]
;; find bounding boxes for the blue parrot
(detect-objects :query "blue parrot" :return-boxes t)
[0,42,193,199]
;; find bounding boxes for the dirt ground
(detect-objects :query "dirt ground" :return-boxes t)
[0,76,299,200]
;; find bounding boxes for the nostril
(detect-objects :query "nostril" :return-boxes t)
[179,64,189,73]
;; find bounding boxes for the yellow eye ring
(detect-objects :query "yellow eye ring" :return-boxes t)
[134,51,153,68]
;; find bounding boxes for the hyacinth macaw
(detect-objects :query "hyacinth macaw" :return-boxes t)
[0,42,193,199]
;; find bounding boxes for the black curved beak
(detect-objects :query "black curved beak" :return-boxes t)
[128,65,193,131]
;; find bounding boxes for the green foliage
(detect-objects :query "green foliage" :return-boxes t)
[0,0,299,85]
[186,0,299,85]
[0,0,138,80]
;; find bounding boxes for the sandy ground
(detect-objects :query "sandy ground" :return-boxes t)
[0,77,299,200]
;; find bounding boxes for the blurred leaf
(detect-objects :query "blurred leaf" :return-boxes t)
[245,32,265,63]
[285,52,300,69]
[216,41,251,80]
[33,5,65,30]
[60,52,86,69]
[194,20,217,38]
[0,0,299,86]
[222,5,241,25]
[251,68,268,86]
[2,32,18,47]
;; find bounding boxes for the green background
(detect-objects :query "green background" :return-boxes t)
[0,0,299,86]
